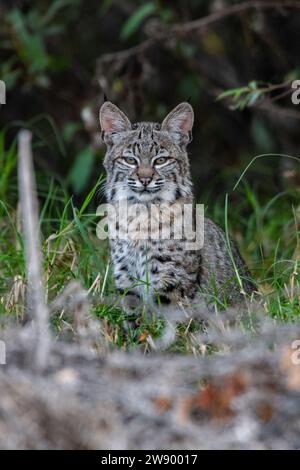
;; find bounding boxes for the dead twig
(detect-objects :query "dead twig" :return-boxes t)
[171,1,300,35]
[97,1,300,65]
[18,130,51,372]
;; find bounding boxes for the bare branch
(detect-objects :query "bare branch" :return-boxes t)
[97,1,300,65]
[171,1,300,35]
[98,38,153,65]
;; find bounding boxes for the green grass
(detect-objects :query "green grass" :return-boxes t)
[1,133,300,352]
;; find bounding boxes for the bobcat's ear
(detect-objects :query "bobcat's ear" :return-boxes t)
[99,102,131,141]
[161,102,194,144]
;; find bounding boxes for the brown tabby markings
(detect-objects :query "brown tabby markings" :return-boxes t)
[99,102,254,312]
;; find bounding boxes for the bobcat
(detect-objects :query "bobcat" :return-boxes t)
[99,101,254,316]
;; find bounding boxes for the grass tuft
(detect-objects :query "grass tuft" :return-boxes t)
[1,134,300,350]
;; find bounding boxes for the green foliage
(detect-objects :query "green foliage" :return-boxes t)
[217,81,267,110]
[120,2,157,40]
[0,58,21,90]
[2,1,80,87]
[119,1,175,41]
[7,9,50,75]
[250,118,274,153]
[67,147,96,194]
[0,132,17,203]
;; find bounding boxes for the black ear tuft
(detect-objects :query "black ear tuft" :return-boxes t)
[103,93,108,103]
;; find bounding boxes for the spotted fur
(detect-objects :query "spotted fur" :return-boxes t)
[99,102,254,311]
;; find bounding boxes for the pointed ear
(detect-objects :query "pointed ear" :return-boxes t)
[99,102,131,139]
[161,102,194,144]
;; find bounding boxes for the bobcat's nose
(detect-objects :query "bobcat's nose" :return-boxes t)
[139,176,152,187]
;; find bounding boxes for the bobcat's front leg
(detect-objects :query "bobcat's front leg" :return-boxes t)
[117,288,140,315]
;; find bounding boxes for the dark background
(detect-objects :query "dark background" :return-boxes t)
[1,0,300,204]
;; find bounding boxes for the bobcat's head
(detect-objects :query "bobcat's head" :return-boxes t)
[99,102,194,203]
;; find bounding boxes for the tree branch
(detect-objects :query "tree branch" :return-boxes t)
[97,1,300,65]
[171,1,300,35]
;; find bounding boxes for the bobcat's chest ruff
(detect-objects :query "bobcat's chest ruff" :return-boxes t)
[111,238,155,297]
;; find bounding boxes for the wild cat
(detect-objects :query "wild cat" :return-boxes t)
[99,101,254,319]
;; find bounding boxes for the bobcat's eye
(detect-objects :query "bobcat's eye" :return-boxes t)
[155,157,169,166]
[123,156,136,165]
